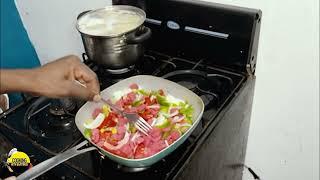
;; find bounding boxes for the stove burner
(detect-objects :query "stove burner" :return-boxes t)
[162,70,221,107]
[200,94,215,107]
[59,98,77,112]
[96,67,140,89]
[162,69,235,107]
[177,81,197,89]
[105,66,135,74]
[24,97,79,138]
[115,164,149,173]
[49,98,76,116]
[97,151,150,173]
[46,115,74,130]
[49,105,65,116]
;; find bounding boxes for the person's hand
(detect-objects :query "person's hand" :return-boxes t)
[4,176,16,180]
[32,55,100,101]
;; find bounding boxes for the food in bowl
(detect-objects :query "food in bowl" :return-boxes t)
[83,83,194,159]
[77,7,145,37]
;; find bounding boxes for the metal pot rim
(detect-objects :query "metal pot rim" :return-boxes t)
[77,25,143,39]
[76,5,146,38]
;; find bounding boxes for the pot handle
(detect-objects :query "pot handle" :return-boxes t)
[77,10,91,20]
[16,140,96,180]
[127,27,152,44]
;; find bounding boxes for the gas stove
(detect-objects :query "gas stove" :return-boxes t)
[0,1,261,180]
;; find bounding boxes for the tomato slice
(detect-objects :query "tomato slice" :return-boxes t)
[151,98,157,104]
[134,143,146,158]
[144,97,151,106]
[100,131,112,139]
[140,110,154,121]
[98,112,117,129]
[109,119,117,127]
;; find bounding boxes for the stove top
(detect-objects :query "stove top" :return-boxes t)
[0,0,261,179]
[0,50,245,179]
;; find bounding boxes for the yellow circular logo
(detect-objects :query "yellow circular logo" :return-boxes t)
[6,149,30,167]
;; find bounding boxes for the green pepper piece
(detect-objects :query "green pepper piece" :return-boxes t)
[132,100,144,107]
[84,128,92,139]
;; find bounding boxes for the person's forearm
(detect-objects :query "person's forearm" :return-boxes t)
[0,69,39,94]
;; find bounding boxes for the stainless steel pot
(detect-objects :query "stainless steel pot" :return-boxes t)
[76,6,151,69]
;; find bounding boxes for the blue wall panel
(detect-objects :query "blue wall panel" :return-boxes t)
[0,0,41,105]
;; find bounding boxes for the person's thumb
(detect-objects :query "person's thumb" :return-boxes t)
[4,176,16,180]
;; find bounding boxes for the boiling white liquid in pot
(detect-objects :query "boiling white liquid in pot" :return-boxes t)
[77,8,144,36]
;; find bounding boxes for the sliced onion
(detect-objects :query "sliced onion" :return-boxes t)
[147,104,160,109]
[104,131,130,150]
[175,123,192,128]
[136,94,143,101]
[173,106,182,110]
[150,95,156,101]
[165,140,169,147]
[133,144,138,154]
[172,115,185,123]
[131,132,140,142]
[83,113,105,129]
[151,118,157,127]
[169,110,179,117]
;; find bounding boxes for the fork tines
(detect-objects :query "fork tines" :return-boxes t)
[134,117,153,136]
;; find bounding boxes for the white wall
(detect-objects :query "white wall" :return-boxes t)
[16,0,319,180]
[15,0,112,65]
[198,0,319,180]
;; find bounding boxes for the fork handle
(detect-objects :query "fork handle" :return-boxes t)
[100,98,123,114]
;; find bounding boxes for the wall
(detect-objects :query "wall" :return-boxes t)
[14,0,319,180]
[198,0,318,180]
[0,0,40,68]
[15,0,112,65]
[0,0,41,105]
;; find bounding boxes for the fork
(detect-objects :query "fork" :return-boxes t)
[74,80,152,135]
[100,98,153,136]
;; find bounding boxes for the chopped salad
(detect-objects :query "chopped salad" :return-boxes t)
[83,83,194,159]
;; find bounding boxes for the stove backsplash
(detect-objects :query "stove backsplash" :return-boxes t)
[113,0,262,74]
